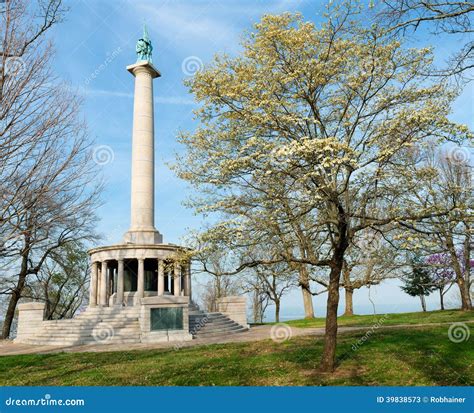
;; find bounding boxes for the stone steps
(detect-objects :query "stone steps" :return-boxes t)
[39,326,140,334]
[70,317,139,323]
[189,321,243,331]
[188,304,248,339]
[18,337,141,346]
[15,307,142,346]
[191,327,246,336]
[44,316,139,322]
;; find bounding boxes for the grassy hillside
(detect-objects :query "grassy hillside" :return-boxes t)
[1,323,472,386]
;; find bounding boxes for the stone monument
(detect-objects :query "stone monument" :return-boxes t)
[14,27,248,346]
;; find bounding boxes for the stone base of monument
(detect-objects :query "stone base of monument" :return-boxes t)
[122,229,163,245]
[14,295,248,347]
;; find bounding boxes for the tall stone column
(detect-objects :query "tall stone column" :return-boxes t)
[99,261,108,306]
[173,262,181,297]
[117,259,124,305]
[137,258,145,302]
[157,259,164,295]
[123,60,163,245]
[89,261,98,307]
[183,263,191,297]
[187,262,192,299]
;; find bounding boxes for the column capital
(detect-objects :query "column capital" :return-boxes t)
[127,61,161,78]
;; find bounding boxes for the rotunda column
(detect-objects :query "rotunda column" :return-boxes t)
[99,260,108,306]
[117,259,125,305]
[137,258,145,301]
[89,261,98,307]
[173,262,181,297]
[157,259,164,295]
[187,262,192,299]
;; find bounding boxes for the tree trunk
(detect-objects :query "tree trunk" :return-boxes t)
[344,288,354,316]
[2,252,29,339]
[320,256,344,372]
[446,236,472,311]
[419,295,426,312]
[275,299,280,323]
[462,224,472,310]
[439,289,445,311]
[299,265,314,319]
[456,275,472,311]
[342,260,354,316]
[253,290,262,323]
[463,281,472,310]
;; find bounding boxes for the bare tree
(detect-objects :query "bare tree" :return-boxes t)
[0,0,101,338]
[191,240,241,312]
[24,242,90,320]
[396,148,473,310]
[377,0,474,79]
[340,233,402,315]
[1,0,70,250]
[251,284,269,323]
[244,261,296,323]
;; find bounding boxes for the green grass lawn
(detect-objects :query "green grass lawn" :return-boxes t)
[281,309,474,328]
[1,324,472,386]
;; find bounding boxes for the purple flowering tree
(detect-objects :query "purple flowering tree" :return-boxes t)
[425,253,455,310]
[425,252,473,310]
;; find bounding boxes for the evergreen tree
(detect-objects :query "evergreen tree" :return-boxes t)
[401,258,435,311]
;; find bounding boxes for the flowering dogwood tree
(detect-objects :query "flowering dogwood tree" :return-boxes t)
[175,8,472,371]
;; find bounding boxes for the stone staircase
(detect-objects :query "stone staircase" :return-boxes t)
[15,306,141,346]
[188,302,248,339]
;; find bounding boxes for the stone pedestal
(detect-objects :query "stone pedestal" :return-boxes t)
[139,295,192,343]
[15,302,45,342]
[217,296,248,328]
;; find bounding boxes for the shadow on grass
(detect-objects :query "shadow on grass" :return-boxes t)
[1,326,472,386]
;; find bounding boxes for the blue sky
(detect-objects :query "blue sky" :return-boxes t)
[50,0,472,319]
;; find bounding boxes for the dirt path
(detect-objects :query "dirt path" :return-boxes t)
[1,321,471,356]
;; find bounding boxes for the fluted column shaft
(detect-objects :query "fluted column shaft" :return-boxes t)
[89,261,98,307]
[183,263,191,297]
[137,258,145,300]
[130,67,155,232]
[157,259,164,295]
[99,261,108,306]
[117,259,124,305]
[173,262,181,297]
[187,263,192,299]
